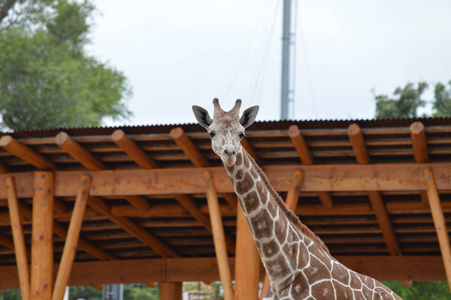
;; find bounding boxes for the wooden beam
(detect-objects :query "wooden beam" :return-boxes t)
[348,123,370,164]
[234,204,260,300]
[410,122,428,164]
[88,196,179,258]
[317,191,334,209]
[204,171,234,300]
[0,136,57,170]
[424,168,451,291]
[0,163,10,173]
[367,191,401,256]
[123,195,151,211]
[112,129,158,169]
[6,177,30,300]
[56,132,106,171]
[173,194,235,254]
[4,163,451,199]
[288,125,313,165]
[0,256,446,289]
[222,193,238,210]
[0,232,15,250]
[241,137,262,166]
[31,171,54,300]
[160,282,182,300]
[170,127,209,167]
[52,175,92,300]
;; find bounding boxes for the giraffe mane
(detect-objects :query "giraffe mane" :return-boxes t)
[244,150,330,254]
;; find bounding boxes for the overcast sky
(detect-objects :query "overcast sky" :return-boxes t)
[88,0,451,126]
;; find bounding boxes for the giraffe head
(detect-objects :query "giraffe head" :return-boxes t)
[192,98,259,167]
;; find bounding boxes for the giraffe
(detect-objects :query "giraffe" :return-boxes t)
[192,99,403,300]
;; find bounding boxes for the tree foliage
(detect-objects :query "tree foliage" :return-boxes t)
[0,0,132,131]
[374,81,451,118]
[383,281,450,300]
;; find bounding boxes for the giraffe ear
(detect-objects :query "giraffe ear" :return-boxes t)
[240,105,259,129]
[192,105,213,130]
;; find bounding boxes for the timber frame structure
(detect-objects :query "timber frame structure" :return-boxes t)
[0,117,450,299]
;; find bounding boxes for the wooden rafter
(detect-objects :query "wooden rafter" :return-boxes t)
[288,125,313,165]
[53,175,92,300]
[0,135,57,170]
[222,193,238,210]
[410,122,430,206]
[56,132,106,171]
[173,194,235,254]
[241,136,262,165]
[88,196,179,258]
[170,127,209,167]
[204,171,234,300]
[424,168,451,291]
[6,176,30,300]
[112,129,158,169]
[348,123,401,256]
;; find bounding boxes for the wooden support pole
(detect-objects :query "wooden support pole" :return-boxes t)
[288,125,313,165]
[260,170,304,299]
[6,176,31,300]
[170,127,209,168]
[204,171,234,300]
[0,136,57,170]
[174,194,235,254]
[410,122,428,164]
[234,204,260,300]
[31,172,54,300]
[424,168,451,291]
[112,129,158,169]
[160,282,182,300]
[88,196,179,258]
[367,191,401,256]
[52,175,92,300]
[56,132,105,171]
[347,123,370,164]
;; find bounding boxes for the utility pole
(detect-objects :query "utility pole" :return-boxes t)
[280,0,296,120]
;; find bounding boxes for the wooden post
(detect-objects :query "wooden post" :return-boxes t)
[31,172,54,300]
[52,175,92,300]
[6,177,31,300]
[260,171,303,299]
[160,282,182,300]
[424,168,451,291]
[234,204,260,300]
[204,171,234,300]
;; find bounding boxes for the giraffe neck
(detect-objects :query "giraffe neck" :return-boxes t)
[225,148,307,287]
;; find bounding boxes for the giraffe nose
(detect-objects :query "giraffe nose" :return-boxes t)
[224,148,236,157]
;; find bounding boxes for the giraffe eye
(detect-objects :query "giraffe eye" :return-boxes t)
[209,132,216,138]
[239,133,244,139]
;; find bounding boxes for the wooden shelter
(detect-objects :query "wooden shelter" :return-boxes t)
[0,117,450,299]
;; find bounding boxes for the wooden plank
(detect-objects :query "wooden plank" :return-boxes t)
[111,129,158,169]
[317,191,334,209]
[160,282,182,300]
[173,194,235,254]
[367,191,401,256]
[170,127,209,167]
[410,122,428,163]
[424,168,451,291]
[6,176,31,300]
[56,132,106,171]
[0,136,57,170]
[288,125,313,165]
[2,163,451,199]
[123,195,150,210]
[31,172,54,300]
[347,123,370,164]
[234,204,260,300]
[52,175,92,300]
[88,196,179,258]
[204,171,234,300]
[0,256,446,289]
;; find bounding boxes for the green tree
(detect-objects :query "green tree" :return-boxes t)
[374,81,451,118]
[383,281,450,300]
[0,0,132,131]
